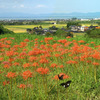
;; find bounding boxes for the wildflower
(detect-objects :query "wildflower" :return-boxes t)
[24,39,29,42]
[17,84,26,89]
[3,80,10,86]
[0,57,3,61]
[50,63,57,68]
[37,67,49,75]
[4,64,10,68]
[22,70,32,80]
[93,62,99,66]
[23,63,30,68]
[59,65,64,68]
[6,72,17,79]
[66,36,71,38]
[32,62,39,67]
[39,58,49,64]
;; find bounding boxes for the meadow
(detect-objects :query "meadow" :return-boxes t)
[0,34,100,100]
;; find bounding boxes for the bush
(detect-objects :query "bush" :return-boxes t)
[85,29,100,38]
[0,25,14,35]
[55,29,73,37]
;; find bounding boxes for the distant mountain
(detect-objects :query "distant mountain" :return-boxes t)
[0,12,100,19]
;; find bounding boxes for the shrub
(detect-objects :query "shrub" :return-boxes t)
[0,25,14,35]
[85,29,100,38]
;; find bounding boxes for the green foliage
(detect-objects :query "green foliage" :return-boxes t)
[45,32,53,36]
[67,21,81,28]
[55,29,73,37]
[86,29,100,38]
[0,25,14,35]
[49,26,58,30]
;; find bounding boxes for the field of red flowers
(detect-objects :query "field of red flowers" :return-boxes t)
[0,34,100,100]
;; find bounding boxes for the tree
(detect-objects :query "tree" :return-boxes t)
[0,25,14,35]
[67,21,81,28]
[85,29,100,38]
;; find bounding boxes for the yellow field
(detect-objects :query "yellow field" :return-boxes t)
[4,24,66,33]
[81,23,98,26]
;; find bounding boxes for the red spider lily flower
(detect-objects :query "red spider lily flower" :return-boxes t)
[6,51,14,57]
[36,67,49,75]
[29,56,37,62]
[17,84,26,89]
[93,62,99,66]
[6,72,17,79]
[5,40,12,44]
[66,36,71,38]
[32,62,39,67]
[4,64,10,68]
[3,80,10,86]
[39,58,49,64]
[24,39,30,42]
[22,70,32,80]
[0,57,3,61]
[20,42,27,47]
[53,73,69,80]
[50,63,57,68]
[59,65,64,68]
[78,40,85,43]
[13,62,20,66]
[23,63,30,68]
[66,60,78,64]
[55,54,60,57]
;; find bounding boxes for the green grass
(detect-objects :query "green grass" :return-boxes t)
[0,33,100,100]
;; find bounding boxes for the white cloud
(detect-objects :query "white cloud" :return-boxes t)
[20,4,24,8]
[35,4,46,8]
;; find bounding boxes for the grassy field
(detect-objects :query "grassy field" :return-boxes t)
[0,34,100,100]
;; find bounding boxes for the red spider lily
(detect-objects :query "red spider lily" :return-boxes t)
[6,72,17,79]
[50,63,57,68]
[24,39,30,42]
[36,67,49,75]
[59,65,64,68]
[55,54,60,57]
[17,84,26,89]
[5,40,12,45]
[0,57,3,61]
[53,73,69,80]
[29,56,37,62]
[66,60,78,64]
[6,51,14,57]
[93,62,99,66]
[23,63,30,68]
[22,70,32,80]
[66,36,71,38]
[32,62,39,67]
[39,58,49,64]
[78,40,85,43]
[3,80,10,86]
[20,42,27,48]
[4,64,10,68]
[13,62,20,66]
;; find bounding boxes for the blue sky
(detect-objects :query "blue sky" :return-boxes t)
[0,0,100,14]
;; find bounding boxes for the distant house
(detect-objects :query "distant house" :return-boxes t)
[52,22,56,25]
[70,25,85,32]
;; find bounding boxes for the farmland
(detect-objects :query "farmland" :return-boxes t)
[0,34,100,100]
[4,24,67,33]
